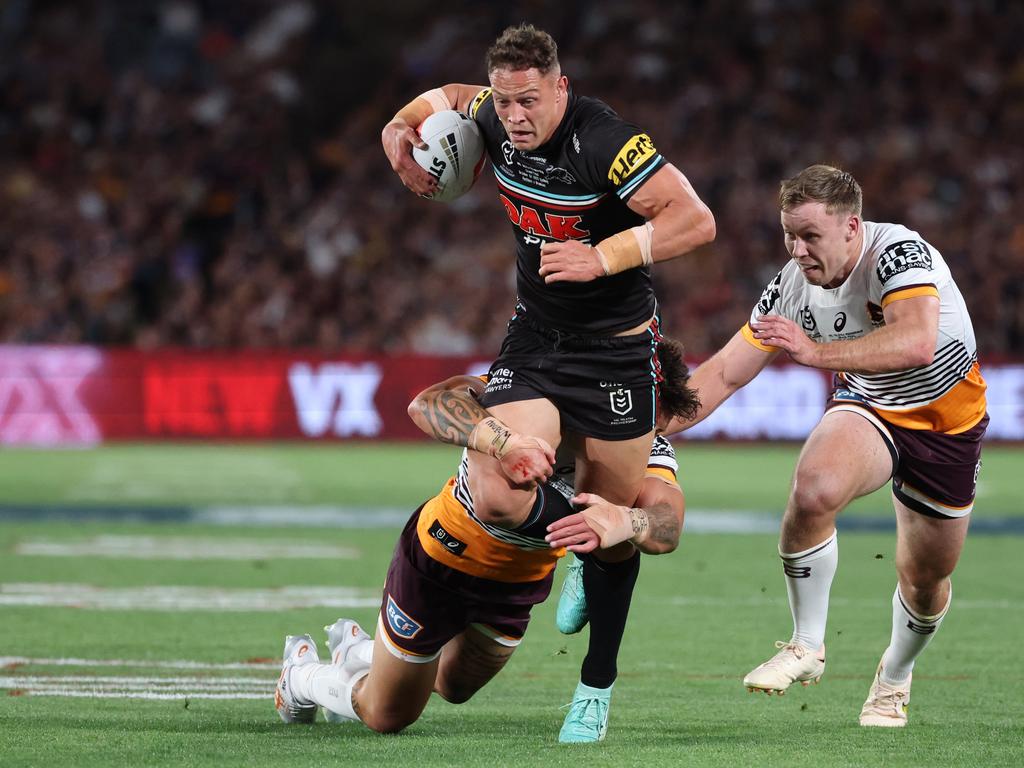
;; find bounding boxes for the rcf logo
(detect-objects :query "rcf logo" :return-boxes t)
[608,133,657,185]
[499,195,590,241]
[386,595,422,639]
[0,347,102,446]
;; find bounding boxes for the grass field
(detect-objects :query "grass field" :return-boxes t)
[1,442,1022,767]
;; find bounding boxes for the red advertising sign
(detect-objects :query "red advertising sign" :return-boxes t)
[0,346,1021,446]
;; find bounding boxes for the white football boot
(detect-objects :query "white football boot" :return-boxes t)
[274,634,319,724]
[859,663,911,727]
[743,641,826,695]
[322,618,372,724]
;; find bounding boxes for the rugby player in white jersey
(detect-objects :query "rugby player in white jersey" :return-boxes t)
[667,164,988,727]
[272,340,697,739]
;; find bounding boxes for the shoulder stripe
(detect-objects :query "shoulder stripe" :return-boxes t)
[469,88,492,120]
[616,155,664,199]
[881,284,939,307]
[741,322,776,352]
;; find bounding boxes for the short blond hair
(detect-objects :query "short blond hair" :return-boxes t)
[779,164,862,216]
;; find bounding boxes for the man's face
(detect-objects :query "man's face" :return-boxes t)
[489,66,567,151]
[780,202,861,289]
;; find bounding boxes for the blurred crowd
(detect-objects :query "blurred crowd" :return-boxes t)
[1,0,1022,356]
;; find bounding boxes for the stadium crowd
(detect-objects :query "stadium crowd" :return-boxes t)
[1,0,1021,356]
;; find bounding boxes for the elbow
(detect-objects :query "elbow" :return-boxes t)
[908,339,936,368]
[407,397,427,432]
[698,206,716,246]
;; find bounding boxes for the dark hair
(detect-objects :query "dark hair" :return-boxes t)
[485,24,559,75]
[656,337,700,423]
[779,164,863,216]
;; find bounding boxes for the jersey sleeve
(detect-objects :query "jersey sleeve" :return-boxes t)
[872,235,941,308]
[645,435,679,485]
[742,268,787,351]
[576,104,666,203]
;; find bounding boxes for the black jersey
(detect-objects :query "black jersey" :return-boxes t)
[470,88,667,336]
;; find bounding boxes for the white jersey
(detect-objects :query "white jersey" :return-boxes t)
[743,221,987,434]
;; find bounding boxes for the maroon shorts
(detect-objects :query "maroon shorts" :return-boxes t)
[378,506,554,663]
[827,386,988,519]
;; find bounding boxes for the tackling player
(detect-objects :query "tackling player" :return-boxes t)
[381,24,715,563]
[272,340,698,739]
[667,165,988,727]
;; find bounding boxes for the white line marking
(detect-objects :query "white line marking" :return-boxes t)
[1,676,273,687]
[15,535,359,560]
[0,583,380,611]
[0,657,277,670]
[655,595,1022,610]
[7,690,268,700]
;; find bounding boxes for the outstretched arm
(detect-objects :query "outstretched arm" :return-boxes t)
[665,329,776,434]
[751,294,939,374]
[407,376,555,486]
[545,476,684,555]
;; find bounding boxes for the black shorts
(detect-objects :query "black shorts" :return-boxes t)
[378,506,553,663]
[826,387,988,519]
[478,309,662,440]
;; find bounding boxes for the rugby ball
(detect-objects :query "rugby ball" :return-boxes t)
[413,110,486,202]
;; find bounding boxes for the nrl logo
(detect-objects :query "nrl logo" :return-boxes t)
[610,388,633,416]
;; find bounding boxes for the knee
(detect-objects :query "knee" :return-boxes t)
[359,706,417,734]
[897,565,950,605]
[789,469,847,520]
[433,677,478,705]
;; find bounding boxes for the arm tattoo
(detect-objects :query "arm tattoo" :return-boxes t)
[644,502,680,547]
[628,507,650,539]
[424,389,490,447]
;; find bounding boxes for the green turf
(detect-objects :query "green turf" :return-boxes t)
[1,442,1021,516]
[1,443,1022,767]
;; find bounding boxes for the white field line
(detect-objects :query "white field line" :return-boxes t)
[0,657,278,670]
[0,670,276,700]
[14,535,359,560]
[8,690,268,700]
[655,595,1022,610]
[1,676,273,687]
[0,583,380,611]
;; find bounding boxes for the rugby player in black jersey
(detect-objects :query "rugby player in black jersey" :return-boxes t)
[272,340,699,740]
[381,25,714,583]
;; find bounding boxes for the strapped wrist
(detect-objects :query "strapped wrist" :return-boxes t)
[593,221,654,275]
[394,88,453,128]
[468,416,515,459]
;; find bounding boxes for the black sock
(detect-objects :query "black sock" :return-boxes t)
[512,484,573,538]
[579,550,641,689]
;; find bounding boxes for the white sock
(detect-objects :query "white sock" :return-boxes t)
[350,637,373,669]
[781,529,838,650]
[880,584,950,685]
[294,662,367,721]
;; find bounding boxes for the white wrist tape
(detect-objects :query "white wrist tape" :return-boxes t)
[582,504,650,548]
[593,221,654,276]
[419,87,452,113]
[468,417,515,459]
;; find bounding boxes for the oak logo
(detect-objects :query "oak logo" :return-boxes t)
[499,195,590,241]
[608,133,657,185]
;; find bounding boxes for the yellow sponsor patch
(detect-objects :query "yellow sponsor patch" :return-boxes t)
[608,133,657,185]
[469,88,492,119]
